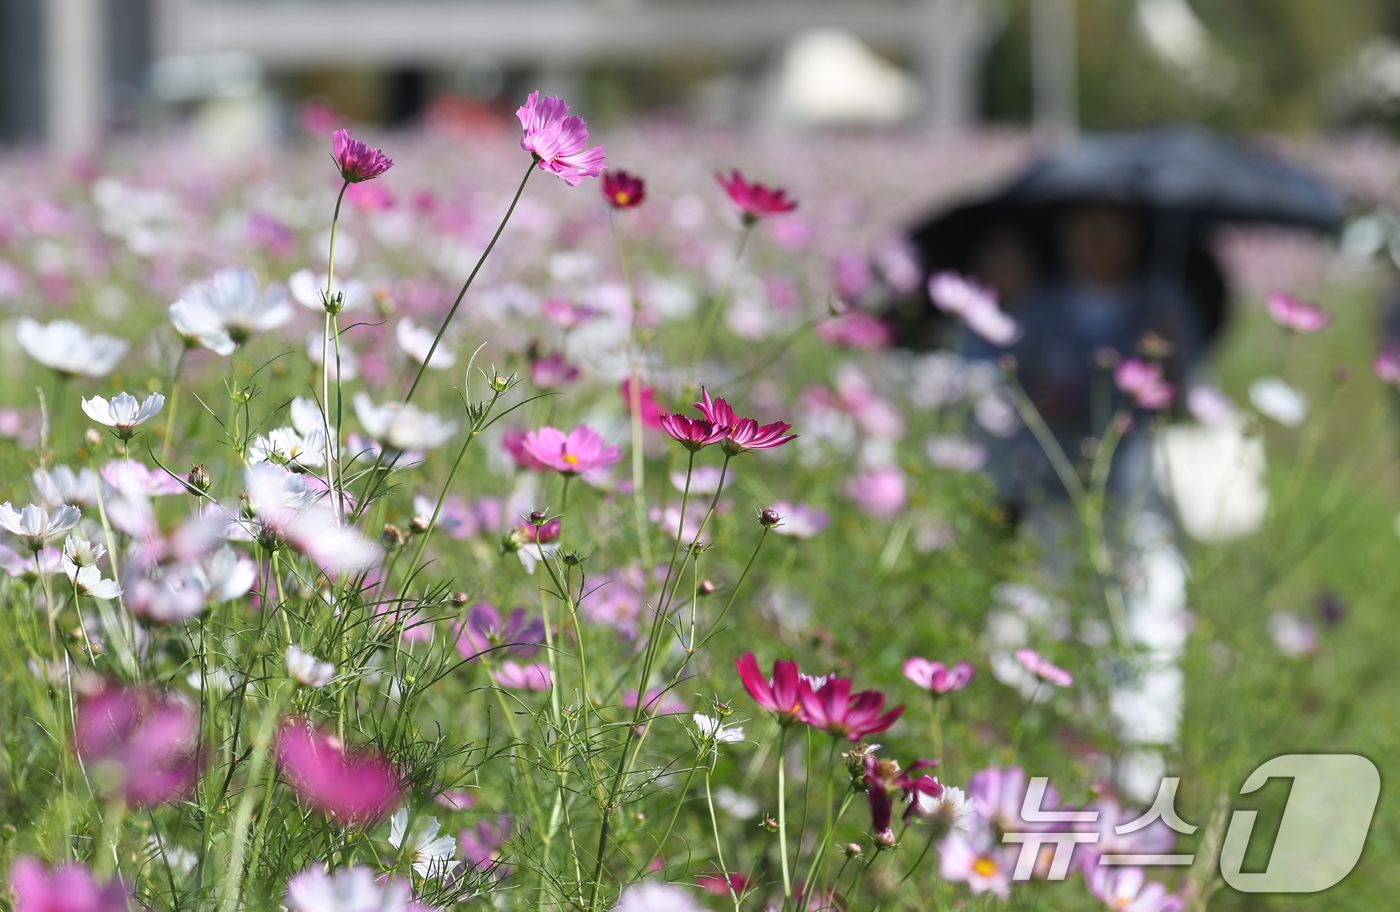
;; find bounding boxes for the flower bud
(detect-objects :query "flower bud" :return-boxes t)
[562,552,581,566]
[188,463,211,493]
[85,428,101,447]
[239,491,256,521]
[876,829,897,849]
[759,509,781,527]
[410,516,430,534]
[761,816,779,833]
[491,375,512,392]
[699,579,716,596]
[713,700,732,716]
[381,524,405,548]
[529,510,548,525]
[451,591,469,606]
[844,842,863,859]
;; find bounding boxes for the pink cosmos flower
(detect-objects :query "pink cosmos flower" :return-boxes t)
[715,169,798,223]
[452,603,545,662]
[1015,648,1073,687]
[519,425,622,475]
[529,353,579,389]
[460,814,513,875]
[543,298,597,329]
[434,788,477,811]
[74,684,200,806]
[620,378,664,431]
[798,676,904,741]
[517,92,606,186]
[1085,865,1184,912]
[602,169,646,209]
[1267,290,1332,333]
[623,688,688,716]
[9,857,131,912]
[501,426,551,472]
[493,661,552,691]
[768,501,830,538]
[845,466,907,520]
[696,871,753,897]
[276,720,401,823]
[1072,795,1177,874]
[735,653,805,725]
[864,755,941,836]
[966,766,1061,833]
[903,657,975,695]
[347,182,394,211]
[927,271,1021,346]
[814,310,893,349]
[1114,358,1175,410]
[723,417,798,455]
[1375,340,1400,385]
[332,129,393,183]
[938,823,1015,899]
[659,414,727,451]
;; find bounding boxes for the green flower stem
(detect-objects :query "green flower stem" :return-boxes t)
[321,179,350,524]
[692,225,753,369]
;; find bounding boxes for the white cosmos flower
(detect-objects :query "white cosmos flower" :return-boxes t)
[0,502,81,551]
[1249,376,1308,428]
[396,318,455,370]
[353,393,458,451]
[388,809,458,879]
[62,535,105,567]
[285,865,421,912]
[81,391,166,439]
[915,783,975,830]
[249,426,327,469]
[33,465,102,508]
[614,883,705,912]
[199,546,257,602]
[169,267,292,351]
[693,713,745,743]
[286,645,335,688]
[16,318,128,378]
[63,559,121,600]
[289,269,372,312]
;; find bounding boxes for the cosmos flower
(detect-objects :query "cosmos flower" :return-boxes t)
[910,781,975,829]
[451,603,545,662]
[613,883,706,912]
[529,353,579,389]
[81,392,165,440]
[517,92,606,186]
[62,537,121,600]
[1249,376,1308,427]
[32,465,102,509]
[492,661,552,691]
[388,809,458,879]
[242,463,381,573]
[73,684,201,806]
[285,866,429,912]
[798,676,904,741]
[332,129,394,183]
[927,271,1021,346]
[519,425,622,475]
[459,815,513,874]
[1115,359,1175,410]
[693,713,745,744]
[354,394,459,451]
[1084,865,1184,912]
[1267,290,1332,333]
[619,378,664,430]
[276,720,401,823]
[845,466,907,520]
[814,310,893,349]
[286,646,335,688]
[8,858,132,912]
[903,658,975,695]
[715,169,798,223]
[396,318,456,370]
[602,169,646,209]
[1014,649,1073,687]
[16,318,128,378]
[735,652,806,725]
[938,823,1015,899]
[658,414,727,451]
[169,268,292,350]
[0,502,81,552]
[767,501,830,538]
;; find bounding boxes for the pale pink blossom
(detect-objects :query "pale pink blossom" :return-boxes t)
[1267,290,1332,333]
[517,92,605,186]
[1114,359,1175,409]
[903,658,975,695]
[1014,648,1073,687]
[845,466,906,520]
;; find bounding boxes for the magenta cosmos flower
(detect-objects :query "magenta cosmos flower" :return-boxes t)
[735,652,805,725]
[1267,290,1332,333]
[517,91,606,186]
[520,425,623,475]
[659,414,728,451]
[9,857,131,912]
[1114,358,1175,410]
[276,720,401,823]
[602,169,646,209]
[798,676,904,741]
[74,684,200,806]
[452,603,545,662]
[903,657,975,695]
[1375,340,1400,385]
[716,169,798,224]
[332,129,393,183]
[1015,648,1073,687]
[690,388,797,455]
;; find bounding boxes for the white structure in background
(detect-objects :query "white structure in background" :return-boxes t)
[38,0,1000,151]
[770,29,921,127]
[1135,0,1237,95]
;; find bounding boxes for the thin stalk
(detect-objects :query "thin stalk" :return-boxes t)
[159,347,188,463]
[321,178,351,524]
[692,225,753,368]
[777,726,793,899]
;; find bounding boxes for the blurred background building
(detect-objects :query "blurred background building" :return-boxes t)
[2,0,1400,151]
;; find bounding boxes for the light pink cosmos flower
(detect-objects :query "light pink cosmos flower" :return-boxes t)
[452,603,545,662]
[1072,795,1177,874]
[286,866,431,912]
[460,814,514,876]
[1014,648,1073,687]
[542,298,597,329]
[903,657,975,695]
[516,92,606,186]
[715,169,798,223]
[845,466,907,520]
[938,823,1015,899]
[74,684,201,806]
[9,857,131,912]
[768,501,830,538]
[529,353,579,389]
[243,464,381,574]
[966,766,1063,833]
[519,425,622,475]
[1085,865,1184,912]
[1375,340,1400,385]
[925,435,988,472]
[492,661,552,691]
[332,129,393,183]
[814,310,893,349]
[1267,290,1332,333]
[927,271,1022,346]
[276,720,401,823]
[1114,358,1175,410]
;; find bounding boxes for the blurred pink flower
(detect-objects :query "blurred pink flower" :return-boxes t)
[925,435,988,472]
[967,766,1064,833]
[460,814,513,875]
[1375,340,1400,385]
[434,789,477,811]
[623,688,687,716]
[735,653,806,725]
[74,684,200,806]
[332,129,393,183]
[1085,865,1183,912]
[602,169,646,209]
[276,721,401,823]
[529,353,579,389]
[620,378,664,431]
[845,466,907,520]
[520,425,622,475]
[927,271,1021,346]
[1114,359,1175,410]
[1267,290,1332,333]
[452,603,545,662]
[1014,649,1073,687]
[815,311,892,349]
[501,426,551,472]
[9,857,131,912]
[543,298,597,329]
[347,182,394,211]
[493,661,552,691]
[517,92,606,186]
[715,169,798,223]
[938,824,1015,899]
[903,658,975,695]
[797,676,904,741]
[768,501,829,538]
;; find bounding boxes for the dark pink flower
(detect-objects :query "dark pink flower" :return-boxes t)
[735,652,805,725]
[602,169,646,209]
[276,720,401,823]
[8,857,131,912]
[529,353,579,390]
[1015,648,1073,687]
[659,414,727,451]
[517,92,606,186]
[722,417,797,455]
[798,677,904,741]
[1267,290,1332,333]
[74,684,200,806]
[715,169,798,223]
[520,425,622,475]
[452,603,544,662]
[1375,341,1400,385]
[502,426,551,472]
[864,755,941,836]
[697,871,753,897]
[692,387,739,428]
[460,814,513,876]
[620,378,664,430]
[1114,359,1175,410]
[903,657,975,695]
[815,311,893,349]
[332,129,393,183]
[520,518,561,545]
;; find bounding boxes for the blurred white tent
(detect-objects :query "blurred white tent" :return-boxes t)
[769,29,921,127]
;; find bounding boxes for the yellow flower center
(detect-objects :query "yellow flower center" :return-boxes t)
[563,453,579,466]
[615,191,631,205]
[972,857,997,877]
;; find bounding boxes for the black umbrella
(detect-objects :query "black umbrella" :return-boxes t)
[898,124,1345,349]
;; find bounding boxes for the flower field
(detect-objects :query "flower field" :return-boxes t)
[0,96,1396,912]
